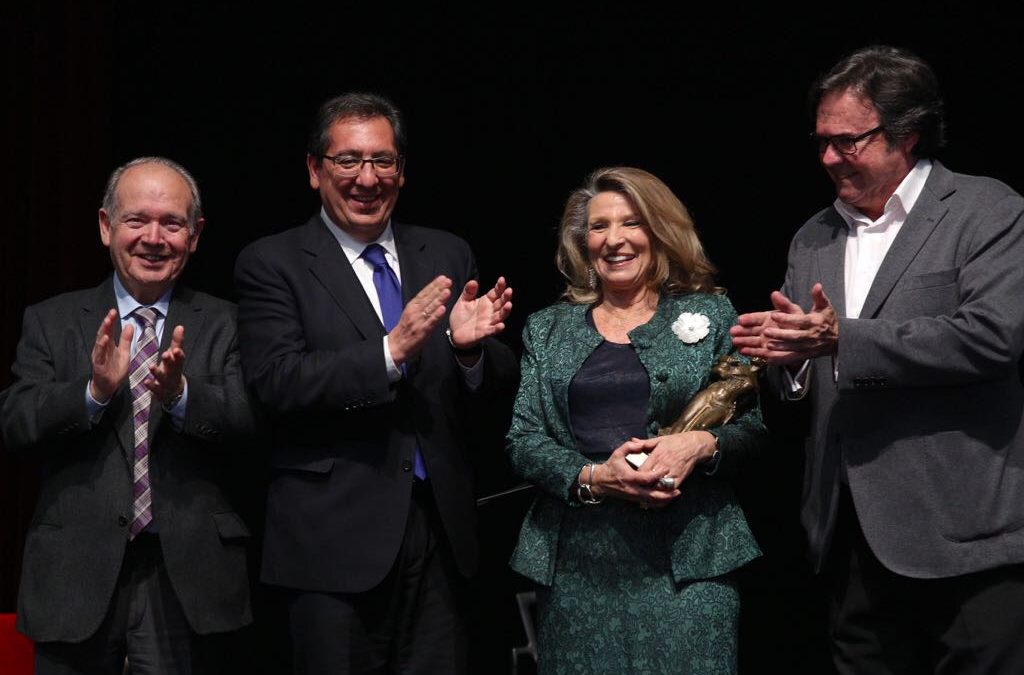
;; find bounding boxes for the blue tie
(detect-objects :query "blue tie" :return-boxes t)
[361,244,428,480]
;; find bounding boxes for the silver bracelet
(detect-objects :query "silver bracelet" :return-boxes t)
[577,463,604,505]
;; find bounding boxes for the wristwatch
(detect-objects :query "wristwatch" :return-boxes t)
[703,430,722,476]
[445,328,482,357]
[162,383,185,411]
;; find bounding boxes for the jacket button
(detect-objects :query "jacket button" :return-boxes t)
[401,460,412,472]
[656,372,668,382]
[117,515,128,527]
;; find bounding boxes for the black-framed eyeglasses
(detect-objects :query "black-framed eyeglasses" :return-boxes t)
[811,125,885,155]
[319,153,404,177]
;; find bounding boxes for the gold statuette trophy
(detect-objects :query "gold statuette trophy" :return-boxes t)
[626,355,764,469]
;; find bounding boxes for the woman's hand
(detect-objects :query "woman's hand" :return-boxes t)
[589,439,678,509]
[634,431,718,490]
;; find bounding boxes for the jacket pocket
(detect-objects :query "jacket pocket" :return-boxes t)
[212,511,251,540]
[271,452,336,475]
[900,268,958,290]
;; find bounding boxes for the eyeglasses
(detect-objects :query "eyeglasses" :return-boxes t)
[811,125,885,155]
[319,153,404,177]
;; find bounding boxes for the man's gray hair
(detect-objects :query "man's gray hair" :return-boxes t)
[101,156,203,231]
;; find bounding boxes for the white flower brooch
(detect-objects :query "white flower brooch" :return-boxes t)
[671,312,710,344]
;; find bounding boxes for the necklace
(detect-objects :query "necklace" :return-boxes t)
[594,293,657,340]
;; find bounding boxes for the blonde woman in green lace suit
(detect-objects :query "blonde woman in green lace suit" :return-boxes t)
[507,167,766,674]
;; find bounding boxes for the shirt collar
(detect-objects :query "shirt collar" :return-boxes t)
[834,158,933,229]
[320,206,398,265]
[112,273,172,320]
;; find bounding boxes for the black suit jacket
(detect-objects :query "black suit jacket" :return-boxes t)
[0,279,256,642]
[234,216,517,593]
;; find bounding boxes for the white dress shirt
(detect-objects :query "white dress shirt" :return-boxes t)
[320,207,483,387]
[321,207,404,382]
[785,159,933,396]
[837,159,932,319]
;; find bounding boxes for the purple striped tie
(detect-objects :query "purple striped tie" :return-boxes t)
[128,307,159,538]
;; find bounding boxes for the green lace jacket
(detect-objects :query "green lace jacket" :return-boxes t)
[507,292,766,586]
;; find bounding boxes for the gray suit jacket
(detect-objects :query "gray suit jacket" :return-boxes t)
[782,162,1024,578]
[0,278,256,642]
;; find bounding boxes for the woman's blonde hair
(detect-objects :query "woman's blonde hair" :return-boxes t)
[556,167,720,303]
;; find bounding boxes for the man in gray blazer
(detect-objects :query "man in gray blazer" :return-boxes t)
[1,157,255,674]
[732,46,1024,673]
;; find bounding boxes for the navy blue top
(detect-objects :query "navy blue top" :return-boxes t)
[568,311,651,460]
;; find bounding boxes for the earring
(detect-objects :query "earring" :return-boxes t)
[587,267,597,289]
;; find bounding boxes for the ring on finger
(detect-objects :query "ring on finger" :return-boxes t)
[657,476,676,490]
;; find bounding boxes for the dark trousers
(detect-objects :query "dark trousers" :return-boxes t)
[34,533,211,675]
[285,480,468,675]
[825,487,1024,675]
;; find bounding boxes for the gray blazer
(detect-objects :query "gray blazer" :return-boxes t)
[0,278,256,642]
[782,161,1024,578]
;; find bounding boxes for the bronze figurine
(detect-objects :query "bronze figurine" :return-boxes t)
[660,355,764,435]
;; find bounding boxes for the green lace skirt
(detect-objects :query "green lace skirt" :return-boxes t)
[535,499,739,675]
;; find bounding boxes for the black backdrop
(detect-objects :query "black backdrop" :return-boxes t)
[3,3,1023,672]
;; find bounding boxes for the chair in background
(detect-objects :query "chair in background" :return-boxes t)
[0,613,33,675]
[510,590,538,674]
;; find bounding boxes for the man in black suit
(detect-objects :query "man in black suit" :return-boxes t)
[1,157,255,674]
[234,93,517,673]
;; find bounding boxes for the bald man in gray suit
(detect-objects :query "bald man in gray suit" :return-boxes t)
[1,157,255,674]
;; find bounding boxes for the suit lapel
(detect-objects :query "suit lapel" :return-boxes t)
[147,286,206,440]
[301,218,436,338]
[858,163,954,319]
[304,216,382,338]
[80,278,137,461]
[163,285,204,354]
[548,303,603,421]
[393,223,436,302]
[79,278,117,355]
[815,209,848,319]
[393,224,437,376]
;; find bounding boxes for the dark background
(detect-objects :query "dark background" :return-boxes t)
[3,3,1022,672]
